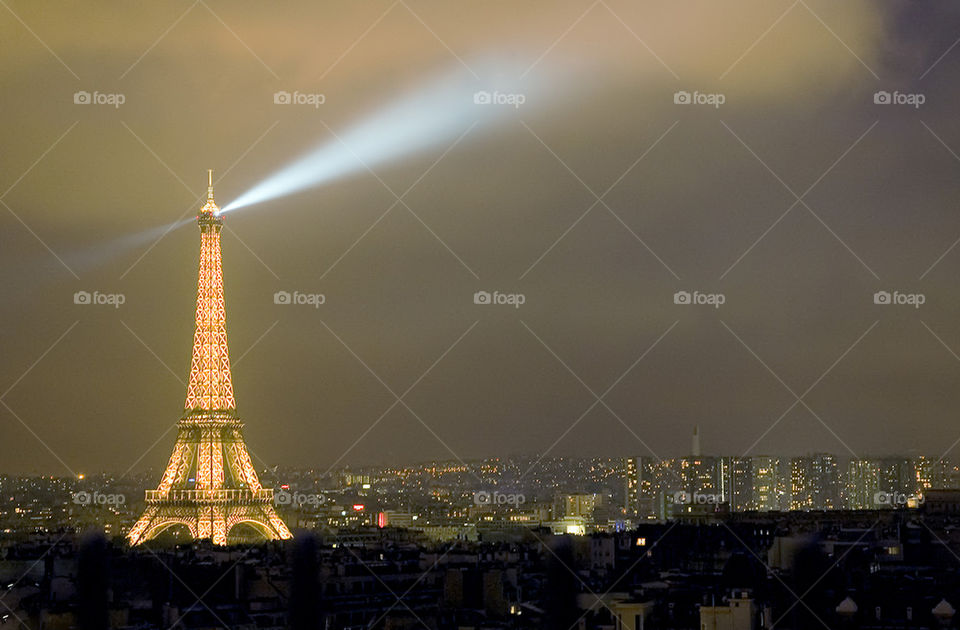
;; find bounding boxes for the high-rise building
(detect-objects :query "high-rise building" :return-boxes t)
[625,457,638,516]
[790,454,839,511]
[844,458,881,510]
[914,456,952,492]
[751,456,787,512]
[878,457,912,505]
[730,457,753,512]
[634,456,674,521]
[128,173,292,546]
[681,456,723,496]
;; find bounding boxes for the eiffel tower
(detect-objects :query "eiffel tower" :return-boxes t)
[128,172,292,546]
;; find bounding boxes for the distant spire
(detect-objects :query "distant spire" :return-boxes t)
[692,425,701,457]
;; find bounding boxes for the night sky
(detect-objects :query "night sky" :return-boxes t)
[2,1,960,476]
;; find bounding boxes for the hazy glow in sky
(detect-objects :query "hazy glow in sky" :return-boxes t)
[67,217,195,273]
[222,63,542,212]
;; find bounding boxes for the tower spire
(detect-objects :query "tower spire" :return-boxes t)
[200,169,219,216]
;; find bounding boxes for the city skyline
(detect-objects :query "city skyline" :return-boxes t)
[6,3,960,627]
[3,450,955,539]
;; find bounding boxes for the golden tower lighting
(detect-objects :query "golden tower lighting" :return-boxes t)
[127,171,292,546]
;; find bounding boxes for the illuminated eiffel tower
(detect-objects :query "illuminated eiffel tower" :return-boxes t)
[128,171,292,546]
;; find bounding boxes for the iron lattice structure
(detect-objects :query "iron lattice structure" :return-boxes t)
[128,173,292,546]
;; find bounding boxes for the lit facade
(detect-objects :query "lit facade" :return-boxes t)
[749,456,786,512]
[730,456,754,512]
[790,454,839,511]
[624,457,638,516]
[844,458,881,510]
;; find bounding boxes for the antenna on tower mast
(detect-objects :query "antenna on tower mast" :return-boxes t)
[207,169,214,200]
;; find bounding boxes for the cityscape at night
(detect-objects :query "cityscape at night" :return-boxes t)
[4,1,960,628]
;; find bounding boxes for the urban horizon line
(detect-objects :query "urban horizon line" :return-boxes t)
[4,450,956,479]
